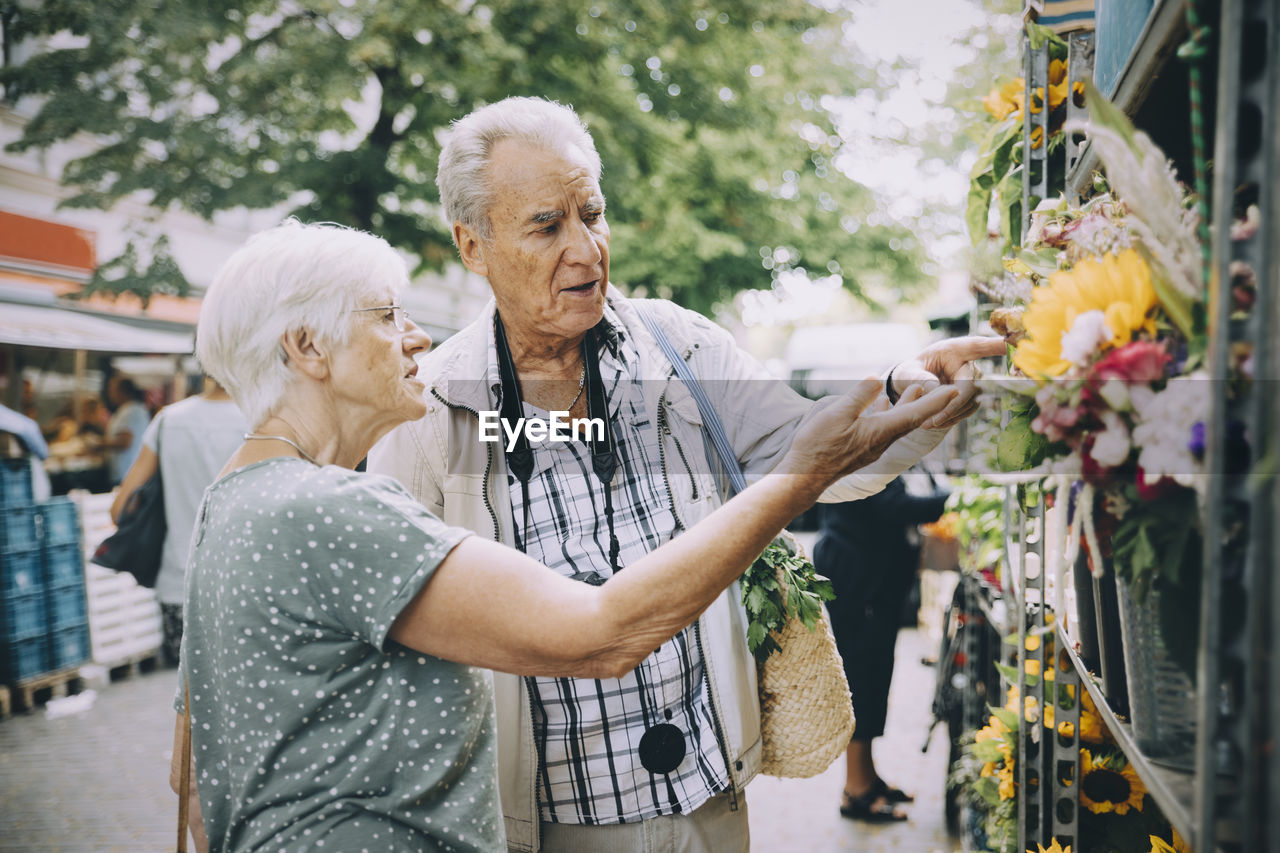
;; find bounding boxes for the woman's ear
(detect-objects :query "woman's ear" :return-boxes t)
[454,222,488,277]
[280,327,330,381]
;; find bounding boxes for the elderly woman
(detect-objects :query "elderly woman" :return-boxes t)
[169,220,957,852]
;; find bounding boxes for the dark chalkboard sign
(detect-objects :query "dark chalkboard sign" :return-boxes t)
[1094,0,1157,96]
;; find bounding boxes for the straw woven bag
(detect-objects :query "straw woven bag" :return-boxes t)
[757,561,856,778]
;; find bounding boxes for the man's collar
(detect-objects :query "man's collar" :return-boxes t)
[486,303,628,398]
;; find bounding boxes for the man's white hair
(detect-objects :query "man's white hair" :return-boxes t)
[196,219,408,428]
[436,96,602,241]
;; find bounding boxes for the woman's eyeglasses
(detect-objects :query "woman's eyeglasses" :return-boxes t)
[351,305,410,331]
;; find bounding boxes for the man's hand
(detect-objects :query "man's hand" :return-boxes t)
[781,378,958,485]
[890,336,1007,430]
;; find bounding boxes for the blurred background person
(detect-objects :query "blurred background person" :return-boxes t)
[111,376,247,666]
[815,471,949,822]
[102,374,151,487]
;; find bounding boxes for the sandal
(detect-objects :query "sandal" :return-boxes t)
[840,789,908,823]
[872,778,915,804]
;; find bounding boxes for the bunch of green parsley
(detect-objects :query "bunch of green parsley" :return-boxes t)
[740,534,836,664]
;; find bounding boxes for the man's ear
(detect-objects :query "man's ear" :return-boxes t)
[454,222,488,277]
[280,327,330,381]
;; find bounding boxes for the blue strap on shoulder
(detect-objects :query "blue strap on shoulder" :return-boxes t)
[634,303,748,496]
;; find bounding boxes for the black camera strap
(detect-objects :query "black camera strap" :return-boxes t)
[493,314,619,575]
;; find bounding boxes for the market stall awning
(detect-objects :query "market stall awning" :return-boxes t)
[0,302,193,354]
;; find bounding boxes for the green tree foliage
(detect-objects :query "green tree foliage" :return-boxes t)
[1,0,925,314]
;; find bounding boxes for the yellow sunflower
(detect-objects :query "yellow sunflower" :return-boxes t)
[983,77,1025,120]
[1079,690,1106,744]
[998,763,1016,800]
[1047,59,1070,110]
[1031,840,1071,853]
[1080,747,1147,815]
[1013,249,1159,377]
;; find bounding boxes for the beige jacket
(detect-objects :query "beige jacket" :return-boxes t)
[368,295,946,852]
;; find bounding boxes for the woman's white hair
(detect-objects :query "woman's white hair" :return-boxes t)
[196,219,408,427]
[436,96,601,241]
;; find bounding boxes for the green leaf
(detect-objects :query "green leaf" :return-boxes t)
[1149,261,1196,338]
[990,707,1019,731]
[991,121,1021,183]
[995,660,1039,688]
[996,411,1049,472]
[744,584,768,616]
[972,739,1006,763]
[746,621,767,653]
[974,776,1002,806]
[995,661,1020,683]
[995,165,1025,251]
[1026,22,1068,52]
[967,182,995,245]
[1080,77,1137,148]
[1013,247,1060,277]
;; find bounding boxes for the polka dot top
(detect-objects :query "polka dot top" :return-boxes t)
[174,458,501,852]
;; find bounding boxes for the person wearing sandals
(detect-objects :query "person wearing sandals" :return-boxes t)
[369,96,1004,852]
[816,473,950,822]
[170,219,964,852]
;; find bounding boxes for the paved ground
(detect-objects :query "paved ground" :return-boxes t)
[0,667,178,852]
[0,633,959,853]
[747,627,960,853]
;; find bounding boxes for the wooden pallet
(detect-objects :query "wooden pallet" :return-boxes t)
[3,667,83,715]
[85,564,163,666]
[103,649,161,682]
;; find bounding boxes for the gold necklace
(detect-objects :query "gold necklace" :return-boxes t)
[564,363,587,411]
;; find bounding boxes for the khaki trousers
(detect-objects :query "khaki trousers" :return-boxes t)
[536,789,749,853]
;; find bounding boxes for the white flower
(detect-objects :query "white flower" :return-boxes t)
[1059,310,1113,368]
[1090,412,1132,467]
[1097,378,1131,412]
[1130,375,1210,486]
[1063,119,1202,299]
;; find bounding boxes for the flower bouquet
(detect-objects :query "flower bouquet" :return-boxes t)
[976,79,1257,760]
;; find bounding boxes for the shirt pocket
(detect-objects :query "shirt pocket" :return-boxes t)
[660,387,715,522]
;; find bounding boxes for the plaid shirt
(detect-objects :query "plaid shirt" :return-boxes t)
[487,307,730,825]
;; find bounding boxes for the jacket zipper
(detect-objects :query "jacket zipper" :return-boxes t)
[654,394,686,528]
[693,618,738,806]
[524,676,546,848]
[431,388,500,542]
[662,410,699,500]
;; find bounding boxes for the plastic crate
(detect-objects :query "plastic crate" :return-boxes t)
[1,591,48,641]
[47,584,87,630]
[49,623,90,671]
[1,548,43,596]
[0,460,33,509]
[0,505,38,552]
[0,635,49,682]
[38,498,81,547]
[42,543,84,588]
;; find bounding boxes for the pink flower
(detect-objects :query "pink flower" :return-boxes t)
[1135,467,1178,501]
[1031,388,1081,443]
[1089,340,1170,384]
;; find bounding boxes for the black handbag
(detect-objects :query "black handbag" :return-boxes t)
[92,413,166,588]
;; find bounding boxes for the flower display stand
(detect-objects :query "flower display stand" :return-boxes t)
[954,0,1278,849]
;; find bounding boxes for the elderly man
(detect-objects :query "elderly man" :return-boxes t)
[370,96,1002,853]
